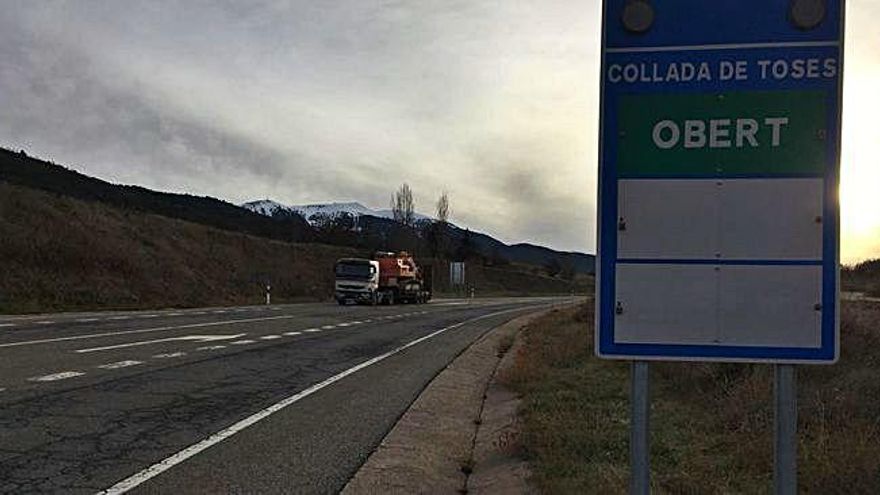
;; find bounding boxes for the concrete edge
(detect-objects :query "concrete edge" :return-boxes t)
[341,305,565,494]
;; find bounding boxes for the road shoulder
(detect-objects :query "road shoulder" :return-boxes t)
[341,309,552,494]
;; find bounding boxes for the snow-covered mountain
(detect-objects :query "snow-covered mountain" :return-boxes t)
[241,199,432,225]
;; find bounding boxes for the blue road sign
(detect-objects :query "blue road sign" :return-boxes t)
[596,0,843,363]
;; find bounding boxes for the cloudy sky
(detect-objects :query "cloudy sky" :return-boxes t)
[0,1,877,262]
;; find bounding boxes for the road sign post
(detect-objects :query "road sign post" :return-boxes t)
[774,364,797,495]
[597,1,843,491]
[630,361,650,495]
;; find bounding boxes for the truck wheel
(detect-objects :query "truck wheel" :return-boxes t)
[370,292,378,306]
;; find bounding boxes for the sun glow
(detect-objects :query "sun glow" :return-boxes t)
[839,65,880,265]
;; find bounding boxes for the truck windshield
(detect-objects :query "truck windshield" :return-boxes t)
[336,263,373,279]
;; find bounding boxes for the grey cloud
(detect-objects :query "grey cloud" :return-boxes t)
[0,0,599,252]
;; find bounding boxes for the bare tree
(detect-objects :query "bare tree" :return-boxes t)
[436,191,449,224]
[391,183,415,227]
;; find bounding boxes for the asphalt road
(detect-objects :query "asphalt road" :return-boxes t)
[0,297,571,494]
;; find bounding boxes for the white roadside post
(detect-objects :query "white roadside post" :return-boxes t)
[597,2,843,493]
[265,284,271,306]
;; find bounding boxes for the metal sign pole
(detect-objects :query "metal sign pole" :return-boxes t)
[631,361,650,495]
[774,364,797,495]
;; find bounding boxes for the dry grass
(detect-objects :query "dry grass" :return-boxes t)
[0,183,357,312]
[503,300,880,494]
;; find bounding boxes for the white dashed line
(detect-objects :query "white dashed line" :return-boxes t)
[350,321,363,325]
[0,388,6,392]
[0,323,16,328]
[196,345,227,351]
[270,307,282,311]
[213,310,227,314]
[109,316,131,321]
[36,320,54,325]
[153,352,186,359]
[305,328,322,333]
[231,340,256,345]
[260,335,282,340]
[321,325,335,330]
[337,323,351,327]
[363,319,373,323]
[29,371,86,382]
[139,314,159,319]
[283,331,302,336]
[98,360,143,370]
[167,312,183,316]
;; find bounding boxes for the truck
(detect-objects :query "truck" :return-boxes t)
[334,251,433,305]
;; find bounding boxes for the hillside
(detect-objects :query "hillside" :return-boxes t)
[0,148,314,244]
[0,182,589,313]
[1,148,595,274]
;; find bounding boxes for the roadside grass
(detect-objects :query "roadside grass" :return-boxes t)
[502,300,880,494]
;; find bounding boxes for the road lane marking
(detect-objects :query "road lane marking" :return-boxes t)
[77,318,100,323]
[0,315,297,349]
[363,319,373,323]
[260,335,282,340]
[0,388,5,392]
[75,334,247,353]
[109,316,132,321]
[321,325,335,330]
[98,360,143,370]
[213,310,227,314]
[139,314,159,319]
[305,328,322,333]
[230,340,256,345]
[283,331,302,336]
[351,321,363,325]
[36,320,54,325]
[196,345,226,351]
[29,371,86,382]
[167,312,183,316]
[0,323,15,328]
[192,312,206,315]
[337,323,351,327]
[95,304,542,495]
[153,352,186,359]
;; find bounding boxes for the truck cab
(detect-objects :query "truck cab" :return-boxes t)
[334,258,380,305]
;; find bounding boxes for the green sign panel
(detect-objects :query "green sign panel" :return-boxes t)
[618,91,826,177]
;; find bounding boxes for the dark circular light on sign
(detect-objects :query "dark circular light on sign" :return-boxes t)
[790,0,826,30]
[621,0,654,34]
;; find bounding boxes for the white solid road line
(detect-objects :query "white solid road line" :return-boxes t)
[230,340,256,345]
[95,305,538,495]
[28,371,86,382]
[283,331,302,336]
[0,315,296,349]
[260,335,282,340]
[153,352,187,359]
[75,334,247,353]
[98,360,143,370]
